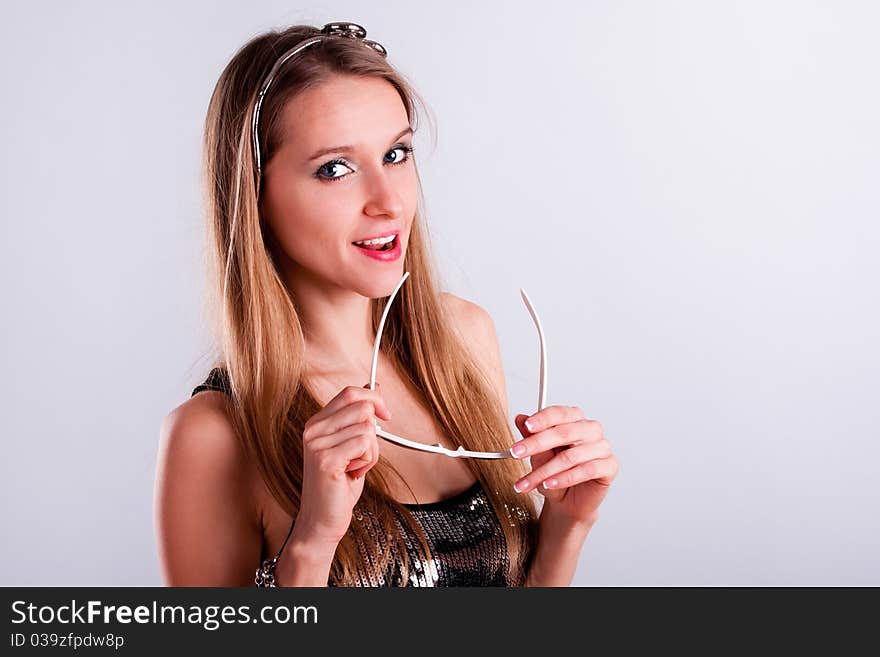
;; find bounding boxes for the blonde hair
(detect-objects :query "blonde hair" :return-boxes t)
[200,23,538,585]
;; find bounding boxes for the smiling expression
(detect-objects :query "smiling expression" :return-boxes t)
[259,75,419,298]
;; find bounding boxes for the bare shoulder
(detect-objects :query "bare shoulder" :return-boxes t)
[158,392,254,486]
[155,391,263,585]
[440,291,493,334]
[440,291,508,410]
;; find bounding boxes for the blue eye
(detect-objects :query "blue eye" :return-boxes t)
[315,159,353,180]
[314,144,415,183]
[383,144,413,165]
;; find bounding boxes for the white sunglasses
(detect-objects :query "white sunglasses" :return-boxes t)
[367,271,548,459]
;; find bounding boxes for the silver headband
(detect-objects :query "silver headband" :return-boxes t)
[250,22,388,181]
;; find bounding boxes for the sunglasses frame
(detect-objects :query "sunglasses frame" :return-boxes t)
[367,271,548,459]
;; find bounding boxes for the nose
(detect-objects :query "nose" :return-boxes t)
[362,167,404,219]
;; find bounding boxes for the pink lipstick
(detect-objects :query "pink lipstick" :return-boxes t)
[351,232,402,261]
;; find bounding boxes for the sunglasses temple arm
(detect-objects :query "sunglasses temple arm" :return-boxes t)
[520,288,548,411]
[368,271,411,391]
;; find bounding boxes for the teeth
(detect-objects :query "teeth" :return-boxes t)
[354,234,395,246]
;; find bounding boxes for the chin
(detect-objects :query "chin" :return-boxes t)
[354,271,405,300]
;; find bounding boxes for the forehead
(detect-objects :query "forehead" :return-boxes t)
[277,75,408,151]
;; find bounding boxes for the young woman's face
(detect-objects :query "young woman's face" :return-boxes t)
[260,75,418,299]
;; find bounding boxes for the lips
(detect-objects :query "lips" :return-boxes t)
[351,232,402,261]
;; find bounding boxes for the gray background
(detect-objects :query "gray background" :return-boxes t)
[2,1,877,586]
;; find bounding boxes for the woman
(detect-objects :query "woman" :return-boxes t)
[154,21,618,587]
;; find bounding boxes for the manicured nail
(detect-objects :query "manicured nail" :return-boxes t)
[513,479,530,493]
[524,419,536,432]
[542,479,558,489]
[510,444,527,458]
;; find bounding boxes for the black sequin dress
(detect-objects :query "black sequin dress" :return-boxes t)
[191,367,534,586]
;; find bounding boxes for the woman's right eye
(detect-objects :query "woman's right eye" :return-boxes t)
[314,158,354,183]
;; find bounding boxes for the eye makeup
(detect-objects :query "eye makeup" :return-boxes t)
[313,144,415,183]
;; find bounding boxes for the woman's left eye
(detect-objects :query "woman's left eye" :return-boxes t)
[384,144,414,165]
[314,144,415,183]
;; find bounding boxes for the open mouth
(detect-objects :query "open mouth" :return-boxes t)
[352,234,398,252]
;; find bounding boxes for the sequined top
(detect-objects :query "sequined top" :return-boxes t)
[191,367,533,586]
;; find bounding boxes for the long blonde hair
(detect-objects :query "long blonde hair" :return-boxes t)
[200,23,538,585]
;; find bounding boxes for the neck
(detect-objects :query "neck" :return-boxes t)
[288,275,378,378]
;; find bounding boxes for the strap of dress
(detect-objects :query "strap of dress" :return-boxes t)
[191,367,231,397]
[255,519,296,587]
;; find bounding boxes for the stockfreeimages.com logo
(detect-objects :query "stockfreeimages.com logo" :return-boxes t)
[11,600,318,631]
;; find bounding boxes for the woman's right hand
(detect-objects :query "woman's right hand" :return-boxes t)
[293,383,391,551]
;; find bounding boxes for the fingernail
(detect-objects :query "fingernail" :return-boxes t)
[542,479,557,489]
[513,479,529,493]
[524,419,535,432]
[510,444,527,458]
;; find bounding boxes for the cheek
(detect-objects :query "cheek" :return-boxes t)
[264,190,349,264]
[391,170,417,215]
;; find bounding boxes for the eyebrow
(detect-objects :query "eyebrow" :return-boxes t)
[306,126,414,162]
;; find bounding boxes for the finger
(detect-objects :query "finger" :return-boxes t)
[520,405,589,435]
[307,398,390,441]
[347,445,379,479]
[540,455,620,491]
[309,417,377,452]
[513,414,532,438]
[513,414,555,472]
[305,385,391,431]
[346,421,381,478]
[509,418,601,459]
[345,459,374,478]
[346,432,381,478]
[314,432,378,479]
[513,440,612,493]
[347,444,376,477]
[345,458,370,474]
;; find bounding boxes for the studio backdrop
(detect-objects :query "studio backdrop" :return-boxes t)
[1,0,877,585]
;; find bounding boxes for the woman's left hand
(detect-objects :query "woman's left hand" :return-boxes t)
[509,405,619,527]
